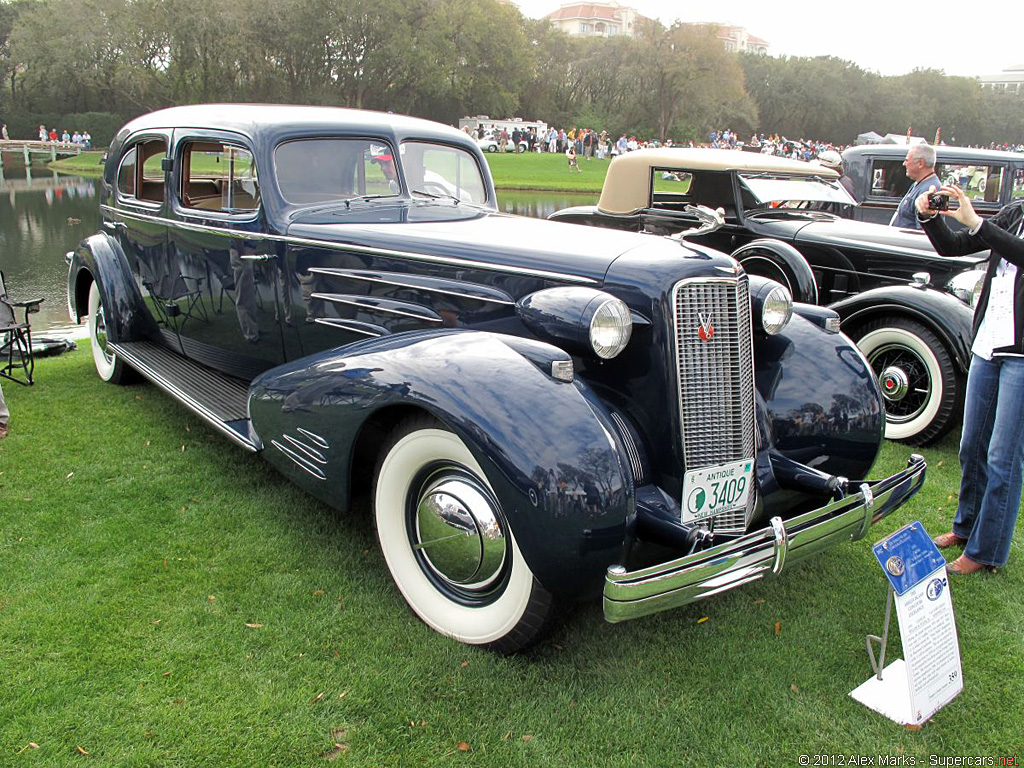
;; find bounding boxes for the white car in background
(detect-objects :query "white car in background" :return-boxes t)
[476,135,528,153]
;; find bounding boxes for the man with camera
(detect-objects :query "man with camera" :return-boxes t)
[915,183,1024,574]
[892,144,941,228]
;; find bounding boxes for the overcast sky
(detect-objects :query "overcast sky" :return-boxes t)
[512,0,1023,78]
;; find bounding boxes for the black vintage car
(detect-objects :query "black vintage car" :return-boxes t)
[550,148,986,446]
[840,143,1024,225]
[67,106,924,652]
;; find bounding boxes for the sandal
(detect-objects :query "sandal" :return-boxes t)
[946,555,997,575]
[933,531,967,549]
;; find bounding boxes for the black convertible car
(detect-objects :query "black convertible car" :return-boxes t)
[551,148,986,446]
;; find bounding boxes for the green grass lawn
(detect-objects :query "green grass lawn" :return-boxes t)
[49,150,606,193]
[1,351,1020,765]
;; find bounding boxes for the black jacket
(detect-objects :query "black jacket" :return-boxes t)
[921,201,1024,356]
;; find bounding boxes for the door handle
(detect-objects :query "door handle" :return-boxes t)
[240,254,275,262]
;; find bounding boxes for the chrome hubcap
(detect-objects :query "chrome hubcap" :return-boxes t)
[93,303,113,365]
[879,366,909,402]
[413,472,506,591]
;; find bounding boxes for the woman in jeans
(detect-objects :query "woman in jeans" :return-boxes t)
[915,183,1024,574]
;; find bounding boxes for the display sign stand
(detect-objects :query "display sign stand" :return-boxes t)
[850,521,963,726]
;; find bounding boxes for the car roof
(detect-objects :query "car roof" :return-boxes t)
[843,144,1024,163]
[597,148,839,215]
[114,104,470,149]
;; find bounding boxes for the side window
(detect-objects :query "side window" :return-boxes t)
[116,139,166,204]
[1015,168,1024,200]
[868,159,910,199]
[181,141,260,213]
[651,169,693,209]
[939,163,1004,204]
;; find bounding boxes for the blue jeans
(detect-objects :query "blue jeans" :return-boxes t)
[954,354,1024,567]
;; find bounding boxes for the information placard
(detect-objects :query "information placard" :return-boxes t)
[850,521,963,725]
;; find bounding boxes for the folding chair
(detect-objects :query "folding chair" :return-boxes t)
[0,271,44,386]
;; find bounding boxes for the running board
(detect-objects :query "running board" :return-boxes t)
[108,340,260,452]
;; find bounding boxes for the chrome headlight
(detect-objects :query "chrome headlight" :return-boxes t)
[589,298,632,358]
[947,269,986,308]
[749,277,792,335]
[517,287,633,359]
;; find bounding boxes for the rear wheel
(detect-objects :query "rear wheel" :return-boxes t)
[853,317,961,445]
[373,415,553,653]
[87,281,135,384]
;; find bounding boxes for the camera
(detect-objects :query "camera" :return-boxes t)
[928,193,949,211]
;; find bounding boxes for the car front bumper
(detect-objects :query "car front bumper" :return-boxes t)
[603,454,926,623]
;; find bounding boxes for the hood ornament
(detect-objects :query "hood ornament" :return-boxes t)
[669,205,726,243]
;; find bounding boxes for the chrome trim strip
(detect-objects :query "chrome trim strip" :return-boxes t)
[282,433,327,464]
[107,342,258,453]
[271,439,327,480]
[603,456,926,623]
[611,412,644,483]
[310,293,443,324]
[307,268,516,306]
[296,427,329,448]
[313,318,386,337]
[99,204,597,284]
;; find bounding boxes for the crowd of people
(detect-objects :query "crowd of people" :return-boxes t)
[464,122,858,169]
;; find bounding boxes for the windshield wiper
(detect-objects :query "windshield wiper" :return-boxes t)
[412,188,461,204]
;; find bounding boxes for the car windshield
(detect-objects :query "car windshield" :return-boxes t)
[274,138,400,205]
[739,175,856,207]
[400,141,486,204]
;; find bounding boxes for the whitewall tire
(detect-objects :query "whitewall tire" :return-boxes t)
[88,281,133,384]
[855,317,961,445]
[374,415,552,652]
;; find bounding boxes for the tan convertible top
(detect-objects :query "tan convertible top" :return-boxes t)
[597,148,840,215]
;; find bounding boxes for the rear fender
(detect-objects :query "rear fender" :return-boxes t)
[67,232,154,343]
[248,329,633,597]
[829,285,974,373]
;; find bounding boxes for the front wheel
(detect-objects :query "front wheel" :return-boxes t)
[87,281,135,384]
[853,317,962,445]
[373,415,553,653]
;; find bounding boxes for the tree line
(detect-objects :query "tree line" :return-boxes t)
[1,0,1021,147]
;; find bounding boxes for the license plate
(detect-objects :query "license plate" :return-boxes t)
[681,459,754,524]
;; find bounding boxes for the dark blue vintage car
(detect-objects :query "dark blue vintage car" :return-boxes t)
[67,105,925,652]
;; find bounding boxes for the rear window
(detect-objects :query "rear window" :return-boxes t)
[117,138,166,205]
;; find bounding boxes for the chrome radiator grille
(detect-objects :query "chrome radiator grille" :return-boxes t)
[672,277,756,533]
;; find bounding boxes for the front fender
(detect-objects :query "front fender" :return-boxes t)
[248,329,633,598]
[828,285,974,373]
[753,313,885,519]
[67,232,154,343]
[732,238,819,304]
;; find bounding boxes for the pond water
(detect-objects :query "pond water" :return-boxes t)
[0,168,596,337]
